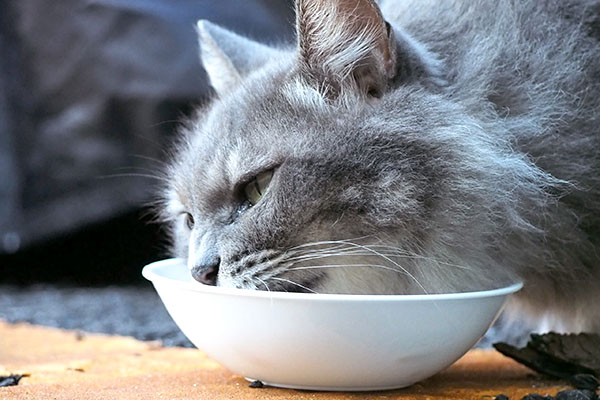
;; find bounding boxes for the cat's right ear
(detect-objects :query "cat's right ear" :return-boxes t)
[196,20,279,95]
[295,0,444,101]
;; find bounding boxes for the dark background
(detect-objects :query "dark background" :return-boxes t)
[0,208,166,285]
[0,0,295,286]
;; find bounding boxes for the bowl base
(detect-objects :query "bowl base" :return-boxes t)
[244,377,416,392]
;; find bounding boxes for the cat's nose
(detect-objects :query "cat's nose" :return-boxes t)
[191,258,220,286]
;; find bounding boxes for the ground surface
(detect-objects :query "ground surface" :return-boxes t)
[0,284,193,347]
[0,320,570,400]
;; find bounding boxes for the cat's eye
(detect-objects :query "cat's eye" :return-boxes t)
[183,212,195,230]
[243,170,273,206]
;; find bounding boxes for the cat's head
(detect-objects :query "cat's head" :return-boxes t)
[162,0,533,294]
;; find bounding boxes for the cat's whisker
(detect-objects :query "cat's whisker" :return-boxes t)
[285,251,377,264]
[284,249,427,265]
[288,263,413,276]
[255,277,271,292]
[363,245,474,271]
[293,244,359,255]
[96,173,170,183]
[113,165,163,174]
[129,154,168,167]
[288,242,390,257]
[287,235,377,251]
[336,240,429,295]
[282,246,474,288]
[284,249,379,263]
[150,119,183,128]
[270,277,319,294]
[286,246,351,259]
[289,242,474,272]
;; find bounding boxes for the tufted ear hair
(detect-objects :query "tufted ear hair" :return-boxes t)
[295,0,443,100]
[196,20,280,95]
[295,0,396,99]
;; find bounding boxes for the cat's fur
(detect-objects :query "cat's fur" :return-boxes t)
[161,0,600,332]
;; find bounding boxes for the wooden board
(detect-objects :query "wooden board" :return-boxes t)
[0,320,570,399]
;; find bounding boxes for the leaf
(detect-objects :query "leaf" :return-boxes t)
[494,333,600,380]
[529,333,600,375]
[0,374,29,387]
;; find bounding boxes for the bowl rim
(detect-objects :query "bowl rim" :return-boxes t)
[142,258,523,302]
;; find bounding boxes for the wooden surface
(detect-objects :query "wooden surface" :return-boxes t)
[0,320,570,399]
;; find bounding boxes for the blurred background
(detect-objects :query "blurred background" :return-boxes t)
[0,0,295,345]
[0,0,526,347]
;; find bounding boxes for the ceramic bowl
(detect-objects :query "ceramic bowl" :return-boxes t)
[142,258,522,391]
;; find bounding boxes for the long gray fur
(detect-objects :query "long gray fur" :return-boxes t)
[161,0,600,333]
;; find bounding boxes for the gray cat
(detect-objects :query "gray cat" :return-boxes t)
[160,0,600,333]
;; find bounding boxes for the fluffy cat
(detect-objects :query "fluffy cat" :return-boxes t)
[161,0,600,333]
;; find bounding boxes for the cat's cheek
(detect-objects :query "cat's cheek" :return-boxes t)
[186,240,196,271]
[185,229,203,271]
[172,224,191,259]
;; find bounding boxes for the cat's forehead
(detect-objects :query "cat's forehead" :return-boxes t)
[184,73,320,163]
[173,134,270,206]
[171,62,372,209]
[173,99,291,208]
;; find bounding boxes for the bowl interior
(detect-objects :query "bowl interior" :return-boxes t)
[142,258,523,301]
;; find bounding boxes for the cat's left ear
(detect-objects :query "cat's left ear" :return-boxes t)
[196,20,279,95]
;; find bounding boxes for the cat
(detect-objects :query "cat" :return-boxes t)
[160,0,600,333]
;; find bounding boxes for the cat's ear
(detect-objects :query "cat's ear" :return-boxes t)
[196,20,279,95]
[295,0,441,99]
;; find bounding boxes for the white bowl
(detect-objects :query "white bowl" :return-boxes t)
[142,258,522,391]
